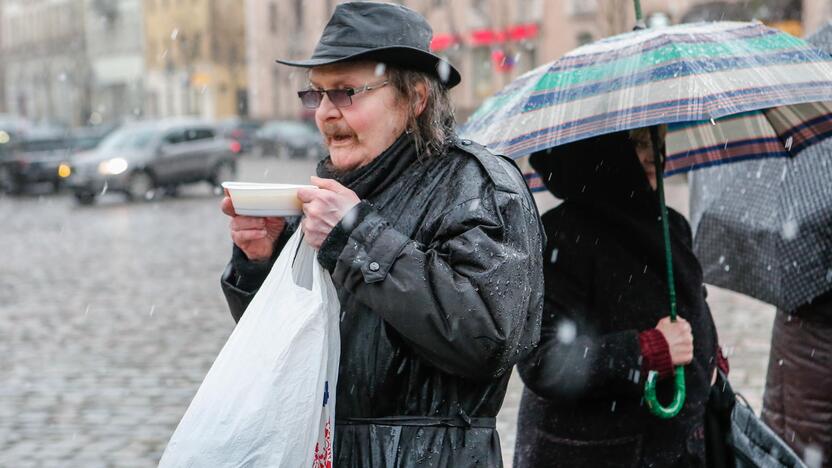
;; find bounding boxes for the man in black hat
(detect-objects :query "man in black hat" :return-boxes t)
[220,2,544,465]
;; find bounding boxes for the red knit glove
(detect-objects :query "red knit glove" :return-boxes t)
[716,345,729,376]
[639,329,674,380]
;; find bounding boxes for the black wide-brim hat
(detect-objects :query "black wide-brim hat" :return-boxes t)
[276,2,461,88]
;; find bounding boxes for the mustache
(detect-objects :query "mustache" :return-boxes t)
[321,122,354,138]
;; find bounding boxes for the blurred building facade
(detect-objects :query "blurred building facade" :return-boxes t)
[0,1,5,113]
[244,0,315,121]
[245,0,829,122]
[0,0,827,127]
[2,0,91,126]
[143,0,247,120]
[84,0,146,125]
[244,0,552,121]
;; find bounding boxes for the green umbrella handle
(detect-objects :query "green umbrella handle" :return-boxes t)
[645,367,686,418]
[643,125,686,418]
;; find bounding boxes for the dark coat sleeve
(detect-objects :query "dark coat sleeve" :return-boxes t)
[220,217,299,322]
[518,221,645,401]
[318,189,544,380]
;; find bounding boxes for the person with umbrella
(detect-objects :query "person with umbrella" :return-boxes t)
[689,125,832,468]
[462,14,832,467]
[219,2,545,466]
[512,126,728,467]
[688,21,832,467]
[760,23,832,468]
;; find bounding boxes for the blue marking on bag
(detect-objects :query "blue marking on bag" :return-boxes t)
[323,381,329,407]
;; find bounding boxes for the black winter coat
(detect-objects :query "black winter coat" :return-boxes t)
[514,132,719,468]
[221,134,544,467]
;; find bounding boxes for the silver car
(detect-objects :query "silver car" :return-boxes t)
[66,119,237,205]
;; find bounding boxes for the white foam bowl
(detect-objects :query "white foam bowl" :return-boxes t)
[222,181,315,217]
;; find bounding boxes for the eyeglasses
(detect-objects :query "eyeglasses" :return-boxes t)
[297,79,389,109]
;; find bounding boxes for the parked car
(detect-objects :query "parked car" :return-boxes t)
[0,127,74,194]
[252,120,325,159]
[0,114,31,138]
[218,117,263,154]
[69,123,120,153]
[65,119,237,205]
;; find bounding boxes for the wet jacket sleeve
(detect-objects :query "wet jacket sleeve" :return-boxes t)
[318,191,543,380]
[517,245,646,400]
[220,217,299,323]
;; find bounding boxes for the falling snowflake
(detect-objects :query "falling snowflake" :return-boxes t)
[556,319,576,344]
[781,220,798,240]
[437,60,451,84]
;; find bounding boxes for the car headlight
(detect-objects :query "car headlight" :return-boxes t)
[97,158,128,175]
[57,163,72,178]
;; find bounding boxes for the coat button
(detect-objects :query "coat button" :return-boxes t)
[461,139,472,145]
[368,261,380,272]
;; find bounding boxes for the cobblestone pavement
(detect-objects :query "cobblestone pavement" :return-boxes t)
[1,160,775,467]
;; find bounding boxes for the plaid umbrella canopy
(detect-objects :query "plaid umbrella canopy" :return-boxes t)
[461,21,832,190]
[688,21,832,311]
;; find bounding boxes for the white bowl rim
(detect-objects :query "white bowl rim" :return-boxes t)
[221,181,317,190]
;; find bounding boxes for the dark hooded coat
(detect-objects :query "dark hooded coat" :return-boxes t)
[221,134,544,467]
[514,132,719,468]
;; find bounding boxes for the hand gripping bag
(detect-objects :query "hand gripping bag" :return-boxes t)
[160,231,340,467]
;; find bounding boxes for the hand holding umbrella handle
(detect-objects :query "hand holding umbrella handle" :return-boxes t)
[645,366,686,418]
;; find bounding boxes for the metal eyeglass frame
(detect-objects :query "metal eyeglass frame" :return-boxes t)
[297,79,389,109]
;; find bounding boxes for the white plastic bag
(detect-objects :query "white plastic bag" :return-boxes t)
[160,231,341,467]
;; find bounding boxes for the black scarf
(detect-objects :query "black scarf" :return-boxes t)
[316,132,420,200]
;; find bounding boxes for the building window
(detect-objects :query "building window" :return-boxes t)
[576,31,594,45]
[468,0,490,29]
[516,0,543,23]
[294,0,304,33]
[472,46,493,99]
[519,43,538,73]
[269,3,277,34]
[192,32,202,60]
[568,0,598,16]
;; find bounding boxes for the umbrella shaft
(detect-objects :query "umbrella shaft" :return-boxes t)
[652,126,678,321]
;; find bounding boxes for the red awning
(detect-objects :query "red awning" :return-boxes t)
[430,34,458,52]
[469,28,504,46]
[507,23,539,41]
[468,23,538,46]
[434,23,539,50]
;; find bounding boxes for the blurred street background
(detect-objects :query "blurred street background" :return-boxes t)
[1,0,830,466]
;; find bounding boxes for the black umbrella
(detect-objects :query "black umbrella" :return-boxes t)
[689,22,832,312]
[690,142,832,311]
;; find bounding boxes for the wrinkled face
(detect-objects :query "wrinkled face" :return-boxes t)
[308,62,408,172]
[630,125,667,191]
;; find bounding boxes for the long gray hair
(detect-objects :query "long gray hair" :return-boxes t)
[388,68,456,159]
